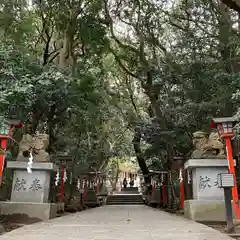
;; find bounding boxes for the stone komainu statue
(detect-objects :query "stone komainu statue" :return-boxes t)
[17,133,50,162]
[191,131,225,159]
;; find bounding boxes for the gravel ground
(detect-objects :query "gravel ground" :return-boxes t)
[0,205,234,240]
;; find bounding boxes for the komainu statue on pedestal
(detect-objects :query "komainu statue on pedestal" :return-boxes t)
[17,133,50,162]
[191,131,225,159]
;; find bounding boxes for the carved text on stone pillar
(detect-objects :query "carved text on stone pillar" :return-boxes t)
[13,178,27,192]
[199,176,212,189]
[29,178,42,192]
[199,175,219,189]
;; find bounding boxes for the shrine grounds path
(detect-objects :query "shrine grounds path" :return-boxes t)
[0,205,234,240]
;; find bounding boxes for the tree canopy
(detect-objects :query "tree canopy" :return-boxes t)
[1,0,240,180]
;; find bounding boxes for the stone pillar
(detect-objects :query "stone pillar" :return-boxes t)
[184,159,236,222]
[0,161,58,221]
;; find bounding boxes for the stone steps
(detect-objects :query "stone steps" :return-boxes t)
[122,187,138,191]
[106,201,143,205]
[106,192,143,205]
[121,187,139,193]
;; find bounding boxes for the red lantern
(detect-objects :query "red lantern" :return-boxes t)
[210,117,235,138]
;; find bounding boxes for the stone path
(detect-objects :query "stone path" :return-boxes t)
[0,205,234,240]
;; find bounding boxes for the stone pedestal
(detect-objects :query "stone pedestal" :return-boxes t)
[184,159,235,222]
[0,161,58,221]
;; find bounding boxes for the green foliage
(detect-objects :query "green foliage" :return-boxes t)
[0,0,134,189]
[101,0,240,171]
[2,0,240,183]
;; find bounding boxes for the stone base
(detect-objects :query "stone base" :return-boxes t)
[185,159,236,201]
[7,161,58,203]
[0,202,57,221]
[184,199,236,222]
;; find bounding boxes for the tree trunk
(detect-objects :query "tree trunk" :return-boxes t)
[218,2,233,72]
[25,108,43,135]
[144,70,175,170]
[221,0,240,13]
[46,105,56,153]
[132,126,150,183]
[58,9,81,72]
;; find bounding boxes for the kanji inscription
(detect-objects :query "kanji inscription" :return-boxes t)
[199,175,219,189]
[29,178,42,192]
[13,178,27,192]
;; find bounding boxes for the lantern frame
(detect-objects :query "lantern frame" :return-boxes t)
[55,153,73,168]
[5,119,24,128]
[210,117,236,138]
[0,118,24,139]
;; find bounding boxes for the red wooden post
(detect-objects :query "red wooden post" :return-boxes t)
[59,167,65,201]
[0,123,13,185]
[0,137,7,185]
[226,136,240,219]
[0,119,24,185]
[56,154,72,203]
[179,168,185,209]
[173,156,186,210]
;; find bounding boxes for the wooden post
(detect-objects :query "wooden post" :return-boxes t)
[0,137,7,185]
[162,175,167,207]
[224,187,235,233]
[185,169,193,200]
[152,180,156,199]
[179,168,184,209]
[0,123,12,185]
[59,167,65,201]
[96,178,100,194]
[184,169,189,200]
[83,180,87,207]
